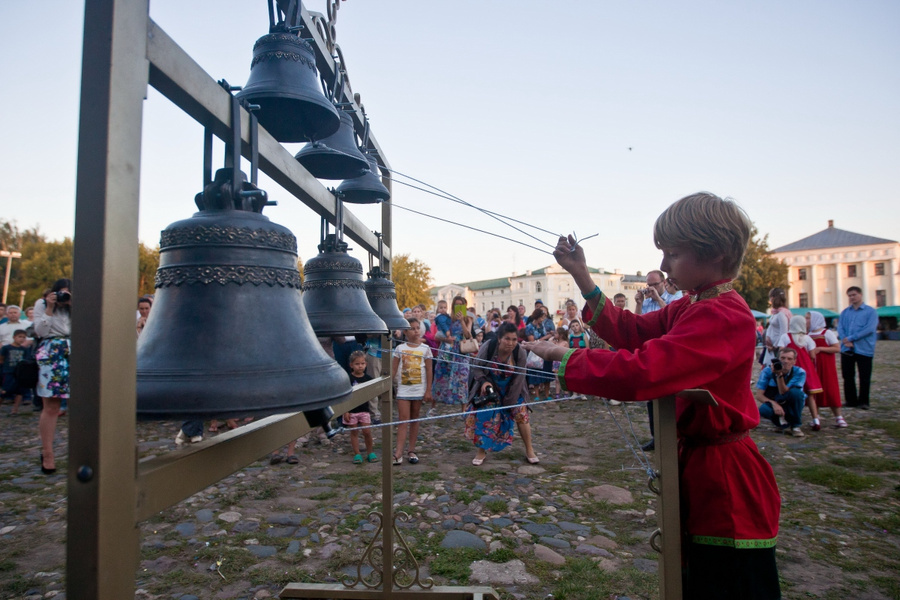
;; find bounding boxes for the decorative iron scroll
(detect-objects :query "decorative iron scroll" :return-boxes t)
[301,279,366,291]
[156,265,301,287]
[160,225,297,252]
[341,511,434,591]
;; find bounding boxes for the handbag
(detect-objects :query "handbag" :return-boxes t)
[460,337,479,355]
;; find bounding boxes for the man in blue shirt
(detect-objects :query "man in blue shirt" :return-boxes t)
[837,286,878,409]
[755,347,807,437]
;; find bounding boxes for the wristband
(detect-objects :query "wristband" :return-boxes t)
[582,286,601,300]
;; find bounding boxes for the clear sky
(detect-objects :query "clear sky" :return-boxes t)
[1,1,898,288]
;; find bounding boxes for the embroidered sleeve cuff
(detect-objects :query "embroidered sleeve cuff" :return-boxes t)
[557,349,577,393]
[584,293,608,328]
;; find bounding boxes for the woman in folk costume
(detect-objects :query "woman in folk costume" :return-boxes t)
[807,311,847,428]
[777,315,823,430]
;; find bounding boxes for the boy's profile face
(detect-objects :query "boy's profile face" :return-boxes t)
[350,357,367,376]
[659,246,720,293]
[13,333,27,346]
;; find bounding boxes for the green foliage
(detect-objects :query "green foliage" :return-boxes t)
[430,547,483,582]
[483,499,507,514]
[733,225,789,311]
[796,464,882,494]
[391,253,432,310]
[830,456,900,472]
[0,219,160,306]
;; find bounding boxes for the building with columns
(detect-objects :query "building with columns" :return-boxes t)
[771,221,899,312]
[430,265,648,317]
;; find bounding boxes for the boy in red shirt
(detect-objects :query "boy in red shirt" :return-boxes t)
[523,192,781,599]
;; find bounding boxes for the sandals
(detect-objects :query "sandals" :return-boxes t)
[392,454,403,466]
[472,453,486,466]
[526,454,540,464]
[269,453,285,465]
[407,452,419,465]
[286,455,299,465]
[367,453,378,463]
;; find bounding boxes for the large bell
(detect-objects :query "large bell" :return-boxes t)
[137,169,351,421]
[365,267,410,330]
[236,30,340,143]
[302,234,389,335]
[294,110,370,180]
[336,153,391,204]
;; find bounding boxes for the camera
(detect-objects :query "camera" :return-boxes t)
[471,384,499,409]
[771,359,783,372]
[57,291,72,303]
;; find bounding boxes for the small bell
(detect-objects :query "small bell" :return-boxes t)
[336,153,391,204]
[365,267,410,330]
[295,110,370,180]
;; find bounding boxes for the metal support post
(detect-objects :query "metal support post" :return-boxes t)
[68,1,149,598]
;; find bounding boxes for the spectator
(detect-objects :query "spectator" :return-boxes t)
[24,306,34,322]
[466,322,539,465]
[763,288,791,366]
[432,295,474,404]
[506,305,524,330]
[33,279,72,474]
[391,319,433,465]
[0,305,31,347]
[613,293,628,310]
[663,278,683,303]
[525,308,554,401]
[776,315,823,430]
[560,299,580,329]
[633,270,666,314]
[568,319,587,349]
[344,350,377,465]
[755,347,807,437]
[1,329,33,415]
[807,311,846,427]
[838,286,878,409]
[0,304,6,324]
[136,296,152,338]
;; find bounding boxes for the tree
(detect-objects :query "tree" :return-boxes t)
[137,242,160,296]
[391,254,432,310]
[734,225,789,311]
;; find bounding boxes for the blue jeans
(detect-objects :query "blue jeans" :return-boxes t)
[181,420,203,438]
[759,387,805,428]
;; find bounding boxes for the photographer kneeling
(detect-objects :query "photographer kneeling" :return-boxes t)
[755,347,807,438]
[465,322,540,466]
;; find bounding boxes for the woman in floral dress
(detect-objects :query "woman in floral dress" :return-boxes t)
[432,295,474,404]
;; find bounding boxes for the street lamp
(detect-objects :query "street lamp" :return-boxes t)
[0,250,22,304]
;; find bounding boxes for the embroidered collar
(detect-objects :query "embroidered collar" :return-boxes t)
[690,279,734,303]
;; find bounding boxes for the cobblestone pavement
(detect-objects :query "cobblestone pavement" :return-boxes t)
[1,342,898,599]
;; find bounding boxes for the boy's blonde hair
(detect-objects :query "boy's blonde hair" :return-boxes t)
[653,192,751,278]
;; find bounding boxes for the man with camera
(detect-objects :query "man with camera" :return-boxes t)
[755,347,807,437]
[633,270,668,315]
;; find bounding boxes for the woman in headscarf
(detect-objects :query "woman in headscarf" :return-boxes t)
[807,311,846,427]
[763,288,791,365]
[777,315,824,430]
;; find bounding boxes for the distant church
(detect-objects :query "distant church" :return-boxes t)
[771,220,898,312]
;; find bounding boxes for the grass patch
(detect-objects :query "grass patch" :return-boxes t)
[329,471,381,487]
[247,565,318,587]
[456,465,505,483]
[830,456,900,472]
[430,547,484,583]
[453,490,476,504]
[867,511,900,534]
[483,499,507,514]
[795,465,882,494]
[418,471,442,482]
[872,576,900,599]
[145,568,207,593]
[862,418,900,441]
[310,490,339,501]
[194,545,257,579]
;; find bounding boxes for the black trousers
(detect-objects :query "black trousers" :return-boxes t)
[840,352,873,407]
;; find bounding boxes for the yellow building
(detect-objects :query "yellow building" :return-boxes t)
[772,220,899,312]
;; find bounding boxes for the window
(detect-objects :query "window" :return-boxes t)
[798,268,807,281]
[517,282,523,289]
[876,290,886,307]
[799,293,809,308]
[535,282,542,292]
[500,301,504,309]
[847,265,857,278]
[875,262,885,276]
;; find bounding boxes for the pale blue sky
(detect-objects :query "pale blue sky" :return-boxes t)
[1,1,898,287]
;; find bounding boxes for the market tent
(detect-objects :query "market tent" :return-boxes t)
[789,307,840,318]
[877,306,900,318]
[750,309,769,320]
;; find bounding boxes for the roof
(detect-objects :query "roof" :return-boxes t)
[462,277,511,291]
[772,224,897,253]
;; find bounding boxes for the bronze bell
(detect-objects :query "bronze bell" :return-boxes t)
[236,30,340,143]
[302,234,389,335]
[136,169,351,421]
[294,110,370,180]
[336,153,391,204]
[365,267,410,330]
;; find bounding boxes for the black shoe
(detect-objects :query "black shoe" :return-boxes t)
[859,404,869,410]
[40,453,56,475]
[641,439,655,452]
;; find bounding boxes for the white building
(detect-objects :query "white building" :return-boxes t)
[431,265,648,317]
[772,220,899,311]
